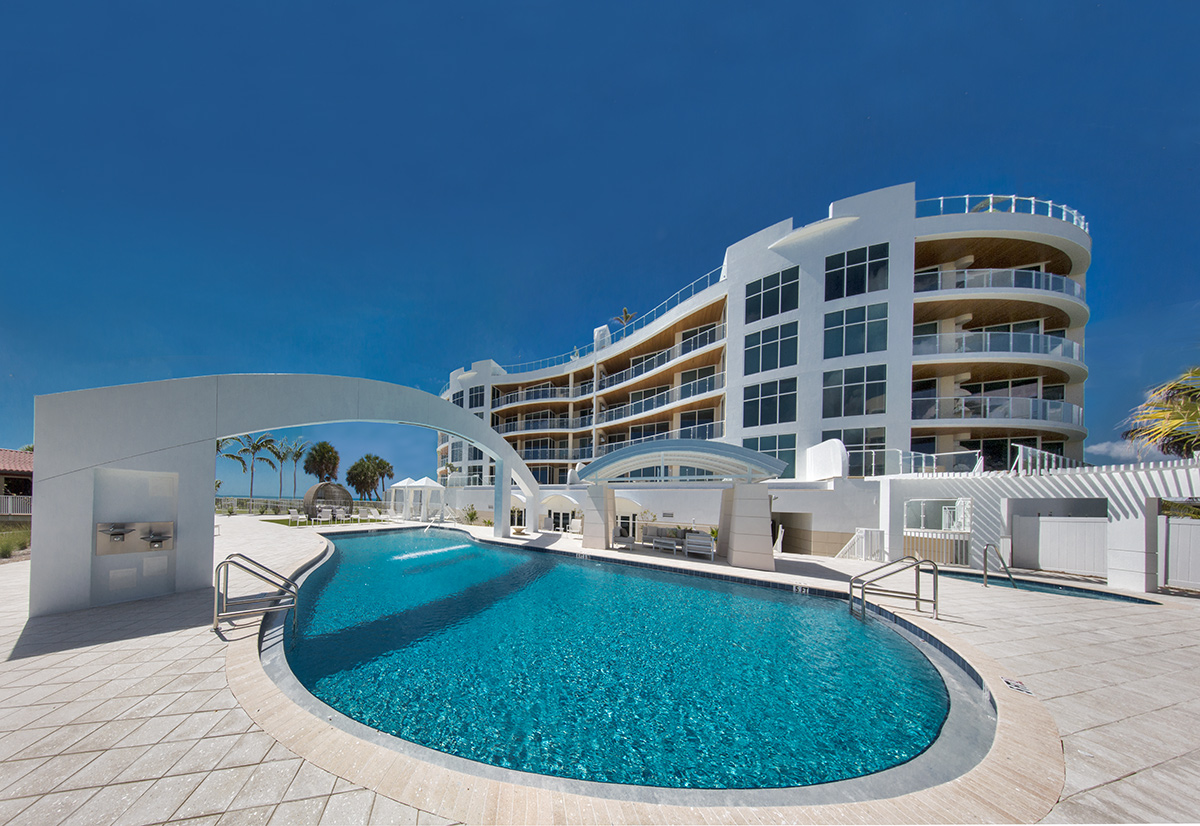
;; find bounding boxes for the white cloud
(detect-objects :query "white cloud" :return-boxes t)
[1085,440,1171,463]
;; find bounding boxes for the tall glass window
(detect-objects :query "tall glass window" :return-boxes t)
[468,385,484,408]
[822,365,886,417]
[745,322,799,375]
[745,267,799,323]
[824,304,887,358]
[452,391,464,407]
[744,379,798,427]
[743,434,797,478]
[825,243,889,301]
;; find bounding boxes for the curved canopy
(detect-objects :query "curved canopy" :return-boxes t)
[542,492,581,507]
[577,439,787,484]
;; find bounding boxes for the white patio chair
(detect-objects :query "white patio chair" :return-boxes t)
[288,508,308,527]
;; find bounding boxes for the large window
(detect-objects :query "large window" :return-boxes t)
[745,267,799,323]
[681,323,719,355]
[743,434,796,478]
[822,365,886,418]
[452,390,464,407]
[745,321,799,375]
[822,427,886,476]
[824,304,887,358]
[825,243,889,301]
[680,366,717,398]
[468,385,484,408]
[467,465,483,485]
[630,422,669,441]
[468,445,483,461]
[680,408,716,438]
[744,379,797,428]
[450,441,463,463]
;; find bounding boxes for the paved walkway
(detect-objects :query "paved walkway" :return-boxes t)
[0,516,1198,823]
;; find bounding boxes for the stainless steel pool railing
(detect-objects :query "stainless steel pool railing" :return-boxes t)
[982,542,1018,588]
[213,553,298,631]
[849,556,939,620]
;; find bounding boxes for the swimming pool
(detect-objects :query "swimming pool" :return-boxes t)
[940,570,1159,604]
[283,529,955,790]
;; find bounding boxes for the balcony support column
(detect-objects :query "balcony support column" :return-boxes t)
[492,460,511,539]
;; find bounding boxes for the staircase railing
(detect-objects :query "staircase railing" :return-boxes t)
[849,556,939,620]
[213,554,298,631]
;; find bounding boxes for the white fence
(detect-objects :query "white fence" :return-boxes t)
[835,528,887,563]
[0,495,32,516]
[1166,518,1200,590]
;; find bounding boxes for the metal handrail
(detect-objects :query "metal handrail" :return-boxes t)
[213,554,298,631]
[849,556,939,620]
[911,396,1084,427]
[982,542,1018,588]
[912,331,1084,362]
[916,194,1088,233]
[913,267,1085,301]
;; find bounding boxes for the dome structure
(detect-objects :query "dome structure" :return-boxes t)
[303,482,353,518]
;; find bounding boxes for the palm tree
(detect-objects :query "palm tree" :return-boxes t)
[1123,367,1200,458]
[345,457,377,500]
[288,439,310,499]
[368,455,394,500]
[612,307,637,328]
[304,441,340,483]
[268,439,292,500]
[235,433,277,499]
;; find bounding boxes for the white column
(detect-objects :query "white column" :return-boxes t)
[493,460,511,538]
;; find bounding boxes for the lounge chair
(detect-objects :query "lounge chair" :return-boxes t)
[314,507,333,526]
[683,532,716,560]
[288,508,308,527]
[651,535,678,553]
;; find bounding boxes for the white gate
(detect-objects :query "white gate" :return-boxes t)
[1012,516,1107,576]
[1166,519,1200,590]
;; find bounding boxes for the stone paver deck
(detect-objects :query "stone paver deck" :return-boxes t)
[1,514,1198,824]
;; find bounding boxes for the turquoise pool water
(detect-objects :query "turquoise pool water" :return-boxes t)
[284,529,950,789]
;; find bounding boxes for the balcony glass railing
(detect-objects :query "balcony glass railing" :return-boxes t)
[916,194,1088,233]
[597,374,725,424]
[912,332,1083,363]
[914,268,1084,301]
[494,415,593,434]
[599,324,725,390]
[492,385,572,408]
[912,396,1084,427]
[519,447,594,462]
[596,421,724,456]
[496,266,724,374]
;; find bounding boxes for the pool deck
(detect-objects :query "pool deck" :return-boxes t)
[0,516,1198,824]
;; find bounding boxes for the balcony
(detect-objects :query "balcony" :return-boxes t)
[912,332,1085,381]
[493,415,593,435]
[596,421,724,456]
[599,324,725,390]
[597,374,725,424]
[916,194,1088,233]
[519,447,594,462]
[914,268,1088,328]
[912,396,1084,430]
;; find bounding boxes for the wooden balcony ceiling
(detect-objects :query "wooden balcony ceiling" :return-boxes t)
[914,297,1071,329]
[911,362,1072,384]
[915,237,1073,275]
[601,351,724,398]
[598,301,726,371]
[595,396,723,432]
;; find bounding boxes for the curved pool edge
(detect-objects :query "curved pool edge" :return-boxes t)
[225,528,1065,824]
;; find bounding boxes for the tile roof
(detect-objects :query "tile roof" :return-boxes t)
[0,448,33,475]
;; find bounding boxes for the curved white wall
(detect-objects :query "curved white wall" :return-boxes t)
[31,374,540,617]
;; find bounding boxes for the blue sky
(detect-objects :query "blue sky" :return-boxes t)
[2,1,1197,496]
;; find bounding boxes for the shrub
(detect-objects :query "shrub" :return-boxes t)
[465,505,478,524]
[227,506,236,516]
[483,519,493,527]
[257,504,268,515]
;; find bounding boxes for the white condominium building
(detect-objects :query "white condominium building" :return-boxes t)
[438,182,1089,485]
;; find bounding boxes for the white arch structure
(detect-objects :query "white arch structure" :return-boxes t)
[30,374,540,617]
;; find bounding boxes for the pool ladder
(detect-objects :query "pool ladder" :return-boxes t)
[213,553,298,631]
[849,556,939,620]
[982,542,1018,588]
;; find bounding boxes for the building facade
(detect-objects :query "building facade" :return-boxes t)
[438,182,1090,487]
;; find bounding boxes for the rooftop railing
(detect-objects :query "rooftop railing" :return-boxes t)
[597,373,724,424]
[914,268,1085,302]
[913,331,1084,363]
[912,396,1084,427]
[916,194,1088,233]
[495,266,724,375]
[1011,443,1085,475]
[596,421,724,456]
[851,449,984,477]
[599,324,725,390]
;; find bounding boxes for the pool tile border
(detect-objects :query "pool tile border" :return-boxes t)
[226,526,1066,824]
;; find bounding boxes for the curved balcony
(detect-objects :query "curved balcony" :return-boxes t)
[519,447,594,462]
[599,324,725,391]
[916,195,1087,233]
[912,332,1086,382]
[494,415,593,435]
[597,374,725,425]
[914,268,1088,329]
[912,396,1085,437]
[491,385,576,410]
[596,421,724,456]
